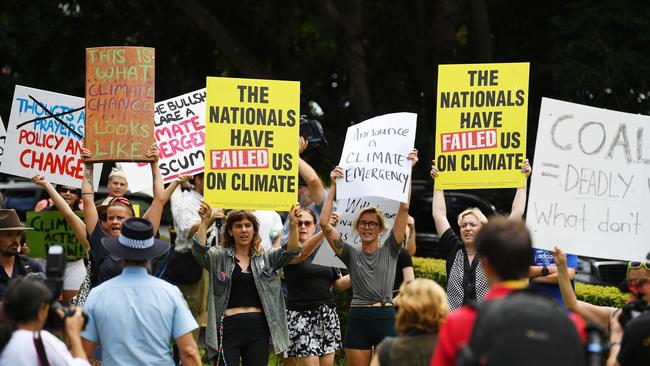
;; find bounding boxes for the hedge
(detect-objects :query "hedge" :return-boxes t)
[335,257,630,327]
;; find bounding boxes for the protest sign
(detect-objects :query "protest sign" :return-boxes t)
[337,113,417,203]
[0,116,6,167]
[119,89,206,192]
[312,196,400,268]
[85,46,155,162]
[204,77,299,211]
[435,62,529,189]
[26,211,85,259]
[527,98,650,262]
[0,85,92,188]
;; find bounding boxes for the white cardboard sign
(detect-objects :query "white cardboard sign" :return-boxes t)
[527,97,650,262]
[337,113,417,203]
[1,85,101,189]
[0,116,6,167]
[312,196,400,269]
[120,89,206,192]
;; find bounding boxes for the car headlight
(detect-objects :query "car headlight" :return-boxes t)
[577,259,592,275]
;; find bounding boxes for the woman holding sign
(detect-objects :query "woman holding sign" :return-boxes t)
[283,208,350,366]
[31,175,88,305]
[319,148,418,366]
[430,158,531,311]
[79,145,177,288]
[192,202,301,366]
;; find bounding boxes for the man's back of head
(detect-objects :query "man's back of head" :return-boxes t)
[474,217,531,285]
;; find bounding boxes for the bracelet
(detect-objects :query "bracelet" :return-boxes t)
[81,192,94,195]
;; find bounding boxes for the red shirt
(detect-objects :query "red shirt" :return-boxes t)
[430,284,587,366]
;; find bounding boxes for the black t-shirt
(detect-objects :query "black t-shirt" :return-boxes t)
[89,222,123,287]
[284,250,340,311]
[227,259,263,309]
[393,248,413,294]
[0,255,44,299]
[618,311,650,365]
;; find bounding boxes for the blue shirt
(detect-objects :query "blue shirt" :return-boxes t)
[81,266,198,366]
[529,249,578,308]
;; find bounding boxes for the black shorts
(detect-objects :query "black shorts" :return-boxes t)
[344,307,396,350]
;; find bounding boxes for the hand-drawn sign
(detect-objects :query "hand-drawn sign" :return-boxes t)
[337,113,417,203]
[527,98,650,262]
[84,47,155,162]
[312,196,400,269]
[119,89,206,192]
[0,85,90,188]
[26,211,86,260]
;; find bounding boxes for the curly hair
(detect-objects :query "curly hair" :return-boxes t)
[395,278,448,334]
[220,210,262,255]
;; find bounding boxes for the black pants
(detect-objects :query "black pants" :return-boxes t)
[220,312,270,366]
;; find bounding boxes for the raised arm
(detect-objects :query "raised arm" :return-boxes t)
[290,212,339,264]
[430,160,450,235]
[141,144,164,233]
[286,204,300,253]
[392,148,418,243]
[299,137,325,206]
[31,175,89,252]
[191,200,214,269]
[80,147,98,236]
[508,159,531,222]
[552,247,614,329]
[319,167,344,256]
[405,215,417,256]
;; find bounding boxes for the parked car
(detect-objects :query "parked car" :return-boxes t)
[575,256,628,287]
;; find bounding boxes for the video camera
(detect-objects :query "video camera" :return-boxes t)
[300,116,328,152]
[43,245,87,331]
[619,294,650,327]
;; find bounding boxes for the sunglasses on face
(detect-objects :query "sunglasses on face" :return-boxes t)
[297,221,314,227]
[357,220,379,229]
[57,187,80,195]
[627,261,650,276]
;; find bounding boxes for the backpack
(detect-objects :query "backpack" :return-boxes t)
[457,289,584,366]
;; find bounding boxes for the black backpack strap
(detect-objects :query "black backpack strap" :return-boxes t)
[379,337,395,366]
[33,331,50,366]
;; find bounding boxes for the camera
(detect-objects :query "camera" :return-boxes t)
[300,116,328,152]
[43,246,87,331]
[618,294,650,328]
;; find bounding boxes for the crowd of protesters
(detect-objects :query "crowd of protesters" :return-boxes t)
[0,136,648,366]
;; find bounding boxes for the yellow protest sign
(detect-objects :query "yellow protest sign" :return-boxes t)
[204,77,299,210]
[435,62,529,189]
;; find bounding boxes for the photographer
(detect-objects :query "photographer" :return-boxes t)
[554,249,650,330]
[0,277,89,365]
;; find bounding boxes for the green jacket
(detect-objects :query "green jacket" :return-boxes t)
[192,239,300,358]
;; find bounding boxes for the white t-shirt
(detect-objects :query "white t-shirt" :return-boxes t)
[253,210,283,249]
[0,329,90,366]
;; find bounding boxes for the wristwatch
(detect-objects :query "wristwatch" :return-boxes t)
[541,264,549,276]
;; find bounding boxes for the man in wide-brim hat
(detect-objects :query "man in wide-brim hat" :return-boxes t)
[0,209,43,299]
[81,217,201,365]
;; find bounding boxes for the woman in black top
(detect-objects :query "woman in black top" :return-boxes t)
[430,158,531,311]
[283,207,350,366]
